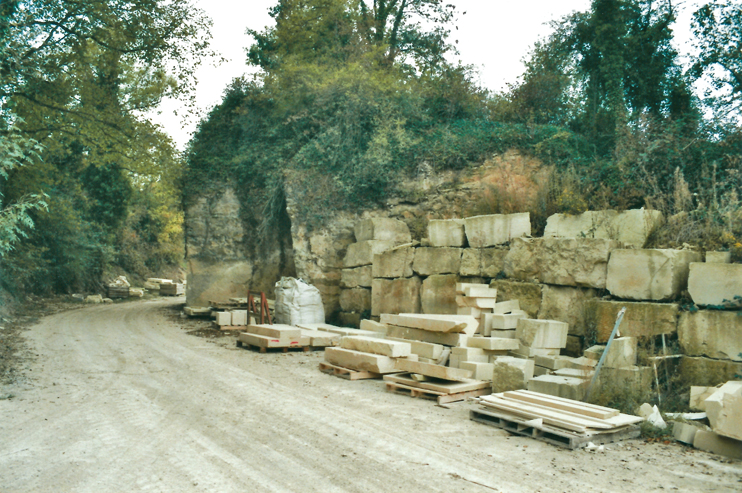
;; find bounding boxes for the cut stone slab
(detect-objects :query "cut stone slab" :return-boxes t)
[460,248,509,278]
[387,337,444,360]
[460,361,494,381]
[543,209,663,248]
[324,347,398,374]
[705,382,742,441]
[490,280,542,318]
[385,325,469,347]
[231,310,248,326]
[456,295,498,309]
[673,421,702,445]
[587,300,679,342]
[428,219,465,247]
[563,356,598,371]
[537,285,598,337]
[340,336,411,358]
[553,368,594,379]
[527,375,587,401]
[247,324,302,340]
[340,266,373,288]
[484,311,528,331]
[504,238,621,289]
[516,319,569,348]
[467,337,519,351]
[299,329,340,347]
[612,209,665,248]
[339,287,371,313]
[354,217,411,243]
[412,247,462,276]
[493,300,520,314]
[690,386,716,411]
[606,249,702,301]
[345,240,397,268]
[688,262,742,307]
[336,312,361,328]
[489,329,516,339]
[457,306,484,318]
[678,357,742,389]
[491,356,535,393]
[584,345,605,361]
[534,355,574,370]
[421,274,459,315]
[679,310,742,362]
[706,251,732,263]
[215,311,232,326]
[238,332,301,348]
[452,347,487,359]
[372,246,414,278]
[604,337,637,368]
[297,324,380,338]
[359,319,387,333]
[565,335,583,357]
[371,277,421,316]
[464,213,531,248]
[511,343,560,358]
[381,313,478,335]
[456,282,488,293]
[395,358,473,381]
[596,367,653,394]
[534,365,550,377]
[693,429,742,460]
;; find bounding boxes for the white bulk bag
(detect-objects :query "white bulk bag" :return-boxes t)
[274,277,325,325]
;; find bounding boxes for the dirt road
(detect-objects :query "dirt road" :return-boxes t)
[1,299,740,492]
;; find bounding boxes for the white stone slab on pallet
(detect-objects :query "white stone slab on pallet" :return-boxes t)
[238,332,301,348]
[215,311,232,326]
[395,358,474,381]
[341,336,411,358]
[385,325,469,347]
[466,337,519,351]
[381,313,479,335]
[324,347,398,374]
[247,324,302,339]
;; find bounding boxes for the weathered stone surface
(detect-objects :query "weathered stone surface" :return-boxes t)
[460,248,508,277]
[354,217,411,243]
[341,336,411,358]
[215,311,231,326]
[372,246,414,278]
[678,357,742,389]
[527,375,586,401]
[325,347,398,373]
[483,311,527,331]
[421,274,459,314]
[705,382,742,441]
[385,325,468,346]
[395,358,473,381]
[596,367,653,394]
[371,277,421,316]
[489,280,542,318]
[460,249,482,277]
[587,300,679,342]
[492,356,535,392]
[516,319,569,348]
[339,287,372,313]
[688,262,742,306]
[607,249,701,301]
[603,337,637,368]
[340,266,373,288]
[467,337,519,351]
[679,310,742,362]
[673,421,700,445]
[359,319,387,333]
[544,209,663,248]
[428,219,466,247]
[706,251,732,263]
[344,240,396,268]
[387,337,444,360]
[460,361,495,381]
[565,335,583,357]
[690,386,716,411]
[464,213,531,248]
[231,310,248,326]
[537,285,598,337]
[412,247,462,276]
[246,324,302,339]
[504,238,622,289]
[693,430,742,460]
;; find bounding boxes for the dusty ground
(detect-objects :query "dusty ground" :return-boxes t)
[1,298,740,492]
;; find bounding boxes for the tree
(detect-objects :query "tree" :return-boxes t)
[690,1,742,121]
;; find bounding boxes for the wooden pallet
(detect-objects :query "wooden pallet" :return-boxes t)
[236,340,309,353]
[470,408,641,449]
[318,362,383,380]
[385,381,491,405]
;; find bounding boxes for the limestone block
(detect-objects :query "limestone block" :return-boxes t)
[385,325,468,347]
[673,422,701,445]
[511,343,560,358]
[340,336,411,358]
[299,329,340,347]
[466,337,519,351]
[452,347,486,359]
[606,249,701,301]
[678,357,742,389]
[491,356,535,392]
[325,347,398,373]
[373,246,414,278]
[339,288,372,313]
[428,219,465,247]
[303,324,380,337]
[354,217,411,243]
[705,382,742,440]
[688,263,742,307]
[544,210,618,241]
[464,213,531,248]
[690,386,716,411]
[490,280,542,318]
[504,238,621,289]
[612,209,664,248]
[679,310,742,362]
[460,248,508,277]
[484,311,528,331]
[359,319,387,333]
[247,324,302,339]
[534,366,550,377]
[554,368,593,379]
[460,362,494,381]
[596,367,653,394]
[516,319,569,348]
[527,375,586,401]
[603,336,637,369]
[340,266,373,288]
[534,355,574,370]
[421,274,459,315]
[563,356,598,371]
[587,300,679,342]
[537,285,598,337]
[238,332,301,348]
[337,312,361,328]
[387,338,444,360]
[705,251,732,263]
[693,430,742,460]
[460,249,483,277]
[456,295,497,309]
[344,240,396,268]
[413,247,462,276]
[584,345,605,361]
[231,310,248,326]
[488,330,516,339]
[215,311,232,326]
[395,358,473,381]
[371,277,421,316]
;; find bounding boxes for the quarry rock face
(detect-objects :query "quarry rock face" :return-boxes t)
[504,237,621,289]
[371,277,421,316]
[606,249,701,301]
[421,274,459,314]
[687,262,742,306]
